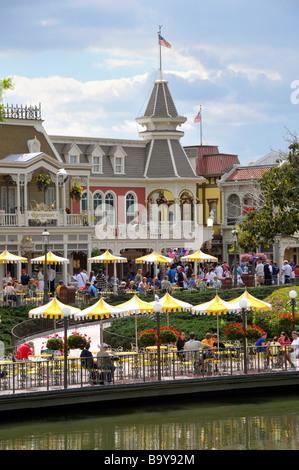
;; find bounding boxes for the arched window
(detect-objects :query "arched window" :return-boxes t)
[93,192,103,221]
[81,192,88,212]
[105,192,115,225]
[126,193,136,224]
[227,194,241,225]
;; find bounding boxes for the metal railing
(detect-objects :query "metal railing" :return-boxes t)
[0,346,295,395]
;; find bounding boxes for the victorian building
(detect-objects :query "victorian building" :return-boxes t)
[0,74,215,284]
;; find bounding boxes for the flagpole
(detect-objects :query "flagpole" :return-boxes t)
[158,25,162,80]
[200,104,202,146]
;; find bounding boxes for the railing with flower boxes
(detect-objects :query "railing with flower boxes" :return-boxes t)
[0,346,294,395]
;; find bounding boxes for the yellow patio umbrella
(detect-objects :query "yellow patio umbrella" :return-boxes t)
[29,299,81,389]
[117,294,155,351]
[135,250,173,277]
[75,297,129,347]
[191,294,241,343]
[0,250,27,264]
[180,249,218,263]
[88,250,127,264]
[31,251,70,265]
[0,249,27,276]
[228,289,272,311]
[28,297,80,319]
[88,250,128,294]
[150,293,192,326]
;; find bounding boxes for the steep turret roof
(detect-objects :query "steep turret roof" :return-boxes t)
[136,78,199,179]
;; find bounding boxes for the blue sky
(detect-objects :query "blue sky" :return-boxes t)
[2,0,299,164]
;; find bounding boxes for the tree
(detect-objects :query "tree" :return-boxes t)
[239,140,299,249]
[0,77,14,121]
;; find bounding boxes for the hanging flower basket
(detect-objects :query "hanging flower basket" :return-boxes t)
[67,331,90,350]
[46,334,64,351]
[138,326,179,347]
[240,253,253,263]
[156,193,168,206]
[70,183,83,202]
[36,173,51,191]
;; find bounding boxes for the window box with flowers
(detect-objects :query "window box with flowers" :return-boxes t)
[67,331,90,350]
[70,183,83,202]
[36,173,51,191]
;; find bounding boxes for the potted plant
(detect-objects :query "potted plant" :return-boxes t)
[70,183,83,202]
[67,331,90,350]
[36,173,51,191]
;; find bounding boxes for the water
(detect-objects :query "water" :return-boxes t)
[1,392,299,450]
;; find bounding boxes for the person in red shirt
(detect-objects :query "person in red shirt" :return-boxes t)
[16,341,35,360]
[278,332,291,346]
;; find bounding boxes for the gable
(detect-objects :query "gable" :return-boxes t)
[0,123,60,161]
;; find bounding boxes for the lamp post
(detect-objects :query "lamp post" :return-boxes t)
[232,227,238,288]
[239,299,248,374]
[42,229,49,304]
[61,306,71,389]
[153,300,163,381]
[289,289,297,318]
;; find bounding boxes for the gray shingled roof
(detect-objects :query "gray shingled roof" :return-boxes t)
[143,80,178,118]
[144,139,196,178]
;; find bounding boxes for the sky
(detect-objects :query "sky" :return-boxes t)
[1,0,299,165]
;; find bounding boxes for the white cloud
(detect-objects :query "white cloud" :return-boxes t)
[227,64,282,82]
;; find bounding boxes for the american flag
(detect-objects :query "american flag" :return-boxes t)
[159,34,171,48]
[194,111,201,123]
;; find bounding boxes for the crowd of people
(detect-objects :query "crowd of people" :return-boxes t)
[254,259,299,286]
[255,330,299,371]
[1,258,298,307]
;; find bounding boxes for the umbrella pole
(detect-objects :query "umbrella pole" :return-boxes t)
[135,312,138,352]
[100,317,104,346]
[113,262,117,295]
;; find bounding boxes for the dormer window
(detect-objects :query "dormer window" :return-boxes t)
[92,156,102,173]
[108,145,127,175]
[70,154,78,164]
[115,157,124,174]
[64,143,81,164]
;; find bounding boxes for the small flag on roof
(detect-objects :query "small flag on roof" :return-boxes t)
[194,111,201,123]
[159,34,171,48]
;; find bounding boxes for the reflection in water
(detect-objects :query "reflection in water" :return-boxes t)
[1,394,299,450]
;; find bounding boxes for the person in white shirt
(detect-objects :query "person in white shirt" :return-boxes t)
[282,261,292,284]
[215,263,223,278]
[73,269,88,289]
[287,331,299,370]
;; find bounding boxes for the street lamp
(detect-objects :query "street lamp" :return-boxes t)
[153,300,163,381]
[42,229,50,304]
[289,289,297,318]
[231,227,238,288]
[239,298,248,375]
[61,306,71,389]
